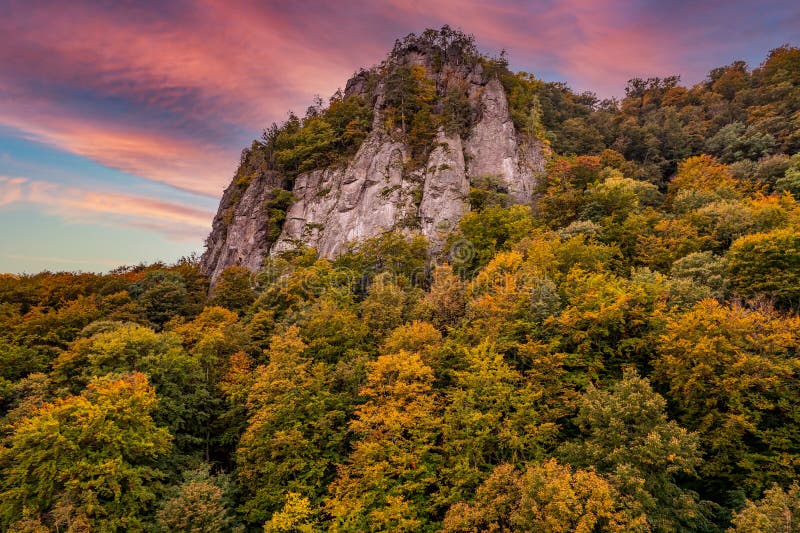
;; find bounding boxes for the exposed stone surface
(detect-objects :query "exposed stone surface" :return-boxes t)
[466,78,546,203]
[271,133,415,258]
[418,130,469,251]
[202,170,283,282]
[201,44,549,282]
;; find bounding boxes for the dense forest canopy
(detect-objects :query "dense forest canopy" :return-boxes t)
[2,28,800,532]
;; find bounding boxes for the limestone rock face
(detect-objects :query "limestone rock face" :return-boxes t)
[418,131,469,250]
[466,78,545,203]
[201,41,549,282]
[271,133,415,258]
[202,170,282,283]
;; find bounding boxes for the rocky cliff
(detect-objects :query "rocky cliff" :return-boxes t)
[201,28,549,282]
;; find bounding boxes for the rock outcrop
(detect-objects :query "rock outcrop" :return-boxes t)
[201,30,549,282]
[271,134,413,258]
[202,170,283,282]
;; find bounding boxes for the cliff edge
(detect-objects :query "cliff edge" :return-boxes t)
[201,27,549,282]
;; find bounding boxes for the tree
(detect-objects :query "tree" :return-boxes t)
[380,321,443,368]
[335,231,429,288]
[236,326,348,525]
[668,155,740,199]
[0,340,46,382]
[443,460,643,532]
[263,492,319,533]
[155,467,236,533]
[300,297,369,362]
[670,251,729,300]
[439,342,552,506]
[775,154,800,196]
[383,65,435,137]
[0,373,172,531]
[727,228,800,309]
[50,322,215,458]
[705,122,776,163]
[129,270,189,328]
[324,350,441,532]
[360,273,421,340]
[210,265,256,314]
[545,268,669,382]
[581,170,660,223]
[729,483,800,532]
[169,306,250,460]
[656,299,800,500]
[448,205,535,273]
[416,263,467,329]
[463,251,542,352]
[560,369,707,531]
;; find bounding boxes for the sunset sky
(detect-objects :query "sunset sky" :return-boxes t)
[1,0,799,273]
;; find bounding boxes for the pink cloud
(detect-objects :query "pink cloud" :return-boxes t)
[374,0,689,95]
[0,176,213,241]
[0,103,235,196]
[0,1,379,196]
[0,176,27,206]
[1,0,796,206]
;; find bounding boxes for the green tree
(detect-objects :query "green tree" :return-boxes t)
[300,297,369,362]
[210,265,256,314]
[236,326,348,525]
[560,369,707,531]
[129,270,189,328]
[727,228,800,309]
[448,205,535,273]
[360,273,421,340]
[50,322,215,458]
[0,373,172,531]
[546,268,668,382]
[439,342,553,506]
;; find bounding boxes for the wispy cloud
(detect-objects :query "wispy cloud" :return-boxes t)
[0,0,379,196]
[0,176,27,206]
[0,175,213,241]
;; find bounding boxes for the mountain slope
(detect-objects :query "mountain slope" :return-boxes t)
[201,28,548,281]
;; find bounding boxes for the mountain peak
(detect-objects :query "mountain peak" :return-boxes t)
[200,28,547,283]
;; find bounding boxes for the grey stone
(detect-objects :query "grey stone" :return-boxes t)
[201,49,548,283]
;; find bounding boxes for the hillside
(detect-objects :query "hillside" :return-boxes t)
[201,28,549,282]
[2,27,800,532]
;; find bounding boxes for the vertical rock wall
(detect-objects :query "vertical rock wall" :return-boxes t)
[201,51,548,282]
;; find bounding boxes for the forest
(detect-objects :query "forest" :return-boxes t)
[1,31,800,532]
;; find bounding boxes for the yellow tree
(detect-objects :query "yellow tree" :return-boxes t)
[236,326,348,526]
[0,373,172,532]
[728,483,800,532]
[656,299,800,499]
[325,350,441,532]
[668,155,740,199]
[443,460,645,532]
[439,342,553,507]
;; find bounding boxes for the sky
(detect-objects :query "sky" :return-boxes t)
[1,0,799,273]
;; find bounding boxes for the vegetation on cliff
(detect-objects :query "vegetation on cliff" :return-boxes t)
[2,29,800,532]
